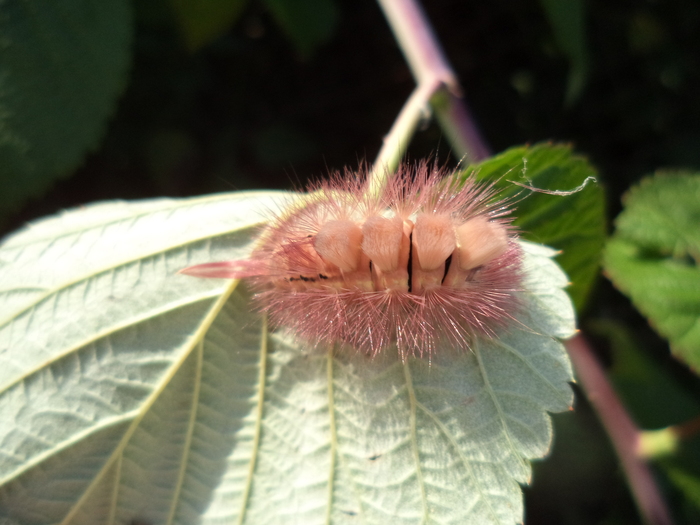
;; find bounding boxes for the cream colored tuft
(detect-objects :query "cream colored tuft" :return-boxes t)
[314,219,363,272]
[456,217,508,270]
[361,215,404,272]
[413,213,456,270]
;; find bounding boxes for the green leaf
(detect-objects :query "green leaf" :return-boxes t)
[0,0,133,222]
[262,0,339,58]
[538,0,590,104]
[604,172,700,373]
[171,0,251,51]
[468,143,606,313]
[0,193,574,524]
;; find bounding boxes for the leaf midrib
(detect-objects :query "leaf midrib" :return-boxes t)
[236,314,268,525]
[57,279,241,525]
[0,289,224,396]
[403,361,429,525]
[474,339,530,479]
[165,339,204,525]
[0,409,138,486]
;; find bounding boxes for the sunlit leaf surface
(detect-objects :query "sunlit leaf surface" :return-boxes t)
[0,192,574,524]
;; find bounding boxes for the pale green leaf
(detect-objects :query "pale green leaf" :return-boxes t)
[604,172,700,372]
[0,0,133,221]
[0,192,574,524]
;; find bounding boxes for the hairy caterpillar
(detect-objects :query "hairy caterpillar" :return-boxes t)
[181,162,523,358]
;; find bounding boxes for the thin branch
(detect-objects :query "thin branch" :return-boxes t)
[376,0,490,162]
[566,334,674,525]
[432,90,490,162]
[368,79,440,195]
[377,0,456,88]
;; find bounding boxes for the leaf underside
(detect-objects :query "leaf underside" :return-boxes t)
[0,191,574,525]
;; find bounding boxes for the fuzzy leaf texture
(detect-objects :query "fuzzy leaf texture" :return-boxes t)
[604,172,700,373]
[0,190,574,524]
[0,0,133,223]
[468,143,606,312]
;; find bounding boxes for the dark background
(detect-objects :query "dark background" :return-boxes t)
[3,0,700,523]
[5,0,700,234]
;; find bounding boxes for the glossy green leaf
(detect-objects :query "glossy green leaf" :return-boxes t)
[171,0,250,51]
[468,143,606,312]
[262,0,339,58]
[0,192,574,524]
[604,172,700,373]
[0,0,132,222]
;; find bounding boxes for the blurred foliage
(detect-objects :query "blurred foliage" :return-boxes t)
[262,0,339,58]
[0,0,132,228]
[170,0,337,55]
[1,0,700,523]
[591,318,700,521]
[594,319,700,428]
[538,0,590,104]
[171,0,250,51]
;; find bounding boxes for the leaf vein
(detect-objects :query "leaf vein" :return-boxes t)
[166,340,204,525]
[54,281,241,525]
[495,339,570,407]
[414,399,501,523]
[473,339,529,471]
[403,361,429,525]
[236,313,268,525]
[0,291,223,395]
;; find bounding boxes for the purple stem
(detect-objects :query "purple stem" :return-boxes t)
[377,0,491,162]
[567,335,673,525]
[377,0,675,523]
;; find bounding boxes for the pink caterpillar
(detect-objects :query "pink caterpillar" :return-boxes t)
[181,162,523,358]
